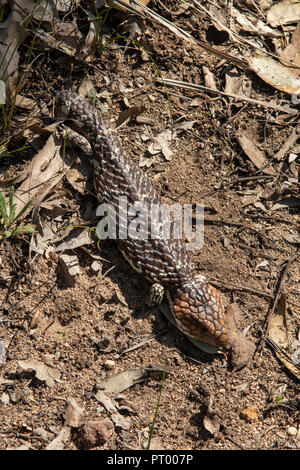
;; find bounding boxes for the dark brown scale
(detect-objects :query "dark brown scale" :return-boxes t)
[56,90,229,348]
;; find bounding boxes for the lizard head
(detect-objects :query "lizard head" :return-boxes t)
[171,278,228,348]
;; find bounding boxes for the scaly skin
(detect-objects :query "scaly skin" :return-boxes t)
[56,90,228,347]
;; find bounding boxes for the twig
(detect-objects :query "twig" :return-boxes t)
[274,128,300,161]
[258,249,300,353]
[113,0,247,68]
[121,334,158,354]
[92,265,115,297]
[208,279,274,299]
[204,217,244,228]
[159,78,297,115]
[231,175,274,183]
[246,212,297,226]
[191,0,298,68]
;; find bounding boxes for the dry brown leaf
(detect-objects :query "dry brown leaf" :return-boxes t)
[237,135,276,176]
[224,68,244,96]
[271,196,300,210]
[280,21,300,68]
[0,0,61,99]
[55,229,93,252]
[18,359,61,388]
[37,21,83,57]
[30,220,58,256]
[224,303,255,370]
[267,0,300,27]
[45,427,70,450]
[15,94,37,111]
[148,129,174,160]
[147,438,165,450]
[80,9,98,60]
[99,368,145,394]
[115,105,146,129]
[94,391,118,413]
[232,7,280,37]
[269,295,289,350]
[56,0,75,12]
[248,56,300,95]
[202,66,218,91]
[65,163,91,195]
[112,0,153,10]
[203,396,220,436]
[13,134,74,223]
[0,0,29,98]
[274,128,299,161]
[78,79,95,98]
[268,295,300,379]
[122,14,145,39]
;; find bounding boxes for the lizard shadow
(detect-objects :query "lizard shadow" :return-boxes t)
[95,241,218,367]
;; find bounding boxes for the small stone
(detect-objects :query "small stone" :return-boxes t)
[0,341,6,365]
[240,405,259,422]
[80,419,114,449]
[287,426,297,437]
[0,392,10,404]
[64,398,83,428]
[30,310,42,329]
[147,437,165,450]
[111,412,131,431]
[58,253,80,287]
[104,359,115,370]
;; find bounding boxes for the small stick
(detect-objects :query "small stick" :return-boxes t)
[274,128,299,161]
[231,175,274,183]
[209,279,273,299]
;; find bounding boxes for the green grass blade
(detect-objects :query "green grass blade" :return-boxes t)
[8,185,16,224]
[12,225,35,236]
[11,198,33,224]
[0,190,9,225]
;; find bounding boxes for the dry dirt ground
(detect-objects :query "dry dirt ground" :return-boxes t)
[0,0,299,450]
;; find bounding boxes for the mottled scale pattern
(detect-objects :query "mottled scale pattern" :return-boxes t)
[56,90,229,348]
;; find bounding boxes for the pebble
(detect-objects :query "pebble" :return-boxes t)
[80,419,114,448]
[104,359,115,370]
[240,405,259,422]
[64,398,83,428]
[287,426,297,437]
[0,392,10,405]
[0,341,6,365]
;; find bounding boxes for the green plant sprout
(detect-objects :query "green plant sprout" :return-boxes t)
[59,223,107,252]
[0,185,35,239]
